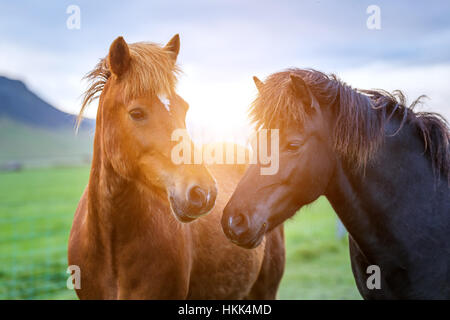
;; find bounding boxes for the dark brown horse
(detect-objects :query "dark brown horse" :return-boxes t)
[223,68,449,299]
[68,35,285,299]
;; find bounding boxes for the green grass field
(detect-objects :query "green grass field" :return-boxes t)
[0,166,361,299]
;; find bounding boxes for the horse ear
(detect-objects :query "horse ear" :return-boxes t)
[164,34,180,62]
[253,76,264,93]
[289,74,319,110]
[108,36,131,78]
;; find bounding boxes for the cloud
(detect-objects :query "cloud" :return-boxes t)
[340,62,450,121]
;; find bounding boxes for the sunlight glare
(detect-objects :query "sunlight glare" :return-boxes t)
[177,65,256,146]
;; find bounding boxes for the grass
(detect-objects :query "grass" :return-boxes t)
[278,200,360,299]
[0,166,361,299]
[0,167,86,299]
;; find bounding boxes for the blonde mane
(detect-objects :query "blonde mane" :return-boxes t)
[77,42,180,128]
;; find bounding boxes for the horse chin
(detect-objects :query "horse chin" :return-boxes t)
[174,212,196,223]
[168,194,213,223]
[224,221,268,249]
[231,233,265,249]
[168,197,195,223]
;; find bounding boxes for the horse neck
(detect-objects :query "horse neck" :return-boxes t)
[85,119,165,245]
[324,119,440,262]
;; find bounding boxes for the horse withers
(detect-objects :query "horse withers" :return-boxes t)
[223,68,449,299]
[68,35,285,299]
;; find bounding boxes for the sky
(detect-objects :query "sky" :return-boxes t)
[1,0,449,143]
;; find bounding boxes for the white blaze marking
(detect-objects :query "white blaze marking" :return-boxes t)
[158,94,170,112]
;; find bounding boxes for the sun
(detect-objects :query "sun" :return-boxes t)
[177,67,256,146]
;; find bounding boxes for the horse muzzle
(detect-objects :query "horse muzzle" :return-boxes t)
[168,184,217,223]
[221,205,268,249]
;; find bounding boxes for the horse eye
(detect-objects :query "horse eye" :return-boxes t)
[286,142,302,151]
[129,108,147,121]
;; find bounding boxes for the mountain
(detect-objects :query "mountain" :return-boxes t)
[0,76,94,130]
[0,76,95,169]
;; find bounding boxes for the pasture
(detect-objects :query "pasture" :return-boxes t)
[0,166,360,299]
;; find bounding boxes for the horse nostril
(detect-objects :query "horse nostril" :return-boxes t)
[187,185,207,208]
[228,213,249,237]
[231,214,243,226]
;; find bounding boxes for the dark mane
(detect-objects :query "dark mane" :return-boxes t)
[250,68,450,183]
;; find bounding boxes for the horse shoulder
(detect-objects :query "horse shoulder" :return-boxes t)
[68,186,117,299]
[68,186,88,268]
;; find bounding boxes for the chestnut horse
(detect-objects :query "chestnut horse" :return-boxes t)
[68,35,285,299]
[223,69,449,299]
